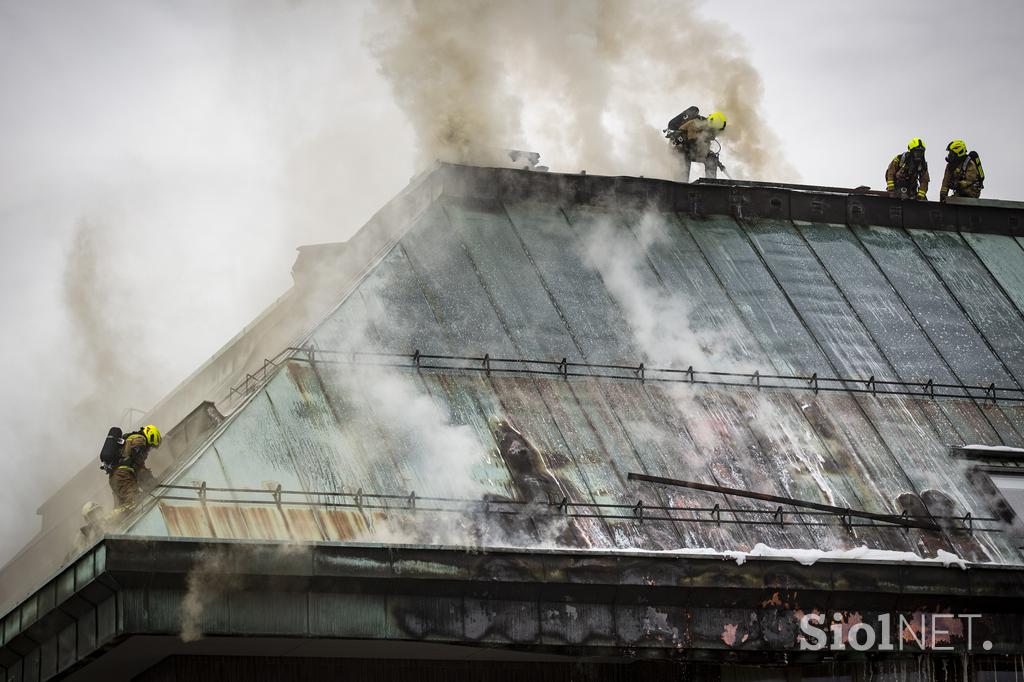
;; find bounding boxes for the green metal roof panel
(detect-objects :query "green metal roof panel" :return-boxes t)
[505,202,637,362]
[912,229,1024,383]
[686,216,833,374]
[855,225,1020,388]
[962,233,1024,320]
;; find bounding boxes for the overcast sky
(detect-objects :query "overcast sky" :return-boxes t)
[0,0,1021,564]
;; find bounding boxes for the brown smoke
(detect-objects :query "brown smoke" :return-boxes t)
[179,545,246,642]
[368,0,795,180]
[179,543,311,642]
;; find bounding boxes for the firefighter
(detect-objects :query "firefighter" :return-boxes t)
[939,139,984,202]
[108,424,161,513]
[666,110,727,182]
[885,138,929,200]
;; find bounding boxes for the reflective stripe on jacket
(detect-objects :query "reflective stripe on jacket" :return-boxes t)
[885,152,930,195]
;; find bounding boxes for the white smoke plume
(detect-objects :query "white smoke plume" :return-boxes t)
[311,275,588,549]
[333,364,488,501]
[578,210,758,372]
[368,0,795,180]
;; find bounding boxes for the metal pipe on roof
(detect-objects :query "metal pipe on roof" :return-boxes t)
[627,473,943,532]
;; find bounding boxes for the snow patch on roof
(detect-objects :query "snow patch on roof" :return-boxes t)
[563,543,969,569]
[728,543,967,569]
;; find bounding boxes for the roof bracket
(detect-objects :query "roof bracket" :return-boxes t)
[849,202,865,224]
[686,366,694,383]
[355,487,363,509]
[688,191,703,217]
[272,484,282,507]
[752,370,761,390]
[558,497,570,514]
[773,506,785,526]
[635,362,645,383]
[558,357,568,379]
[923,379,935,398]
[412,349,421,368]
[964,511,973,534]
[711,503,721,526]
[633,500,644,523]
[984,382,998,404]
[838,509,853,531]
[865,375,876,395]
[483,353,491,377]
[408,491,416,509]
[197,481,207,503]
[808,372,819,394]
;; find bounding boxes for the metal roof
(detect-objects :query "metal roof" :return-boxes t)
[119,164,1024,566]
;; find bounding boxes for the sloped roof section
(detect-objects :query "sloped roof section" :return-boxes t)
[0,166,448,614]
[129,165,1024,565]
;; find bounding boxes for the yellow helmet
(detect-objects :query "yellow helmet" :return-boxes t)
[946,139,968,158]
[142,424,162,448]
[706,111,727,131]
[907,137,925,151]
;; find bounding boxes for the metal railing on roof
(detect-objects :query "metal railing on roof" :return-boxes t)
[222,346,297,409]
[241,347,1024,405]
[155,483,1002,535]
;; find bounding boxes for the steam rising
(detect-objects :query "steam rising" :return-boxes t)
[578,210,754,371]
[369,0,794,180]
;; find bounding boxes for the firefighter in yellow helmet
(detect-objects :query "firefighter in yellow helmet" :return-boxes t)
[665,108,727,182]
[108,424,161,514]
[885,138,929,200]
[939,139,984,202]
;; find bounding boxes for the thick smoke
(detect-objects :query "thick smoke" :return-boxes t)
[368,0,794,180]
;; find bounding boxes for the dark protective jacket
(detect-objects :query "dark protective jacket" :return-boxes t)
[116,432,150,470]
[675,118,718,161]
[108,432,154,510]
[941,156,982,199]
[885,152,930,198]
